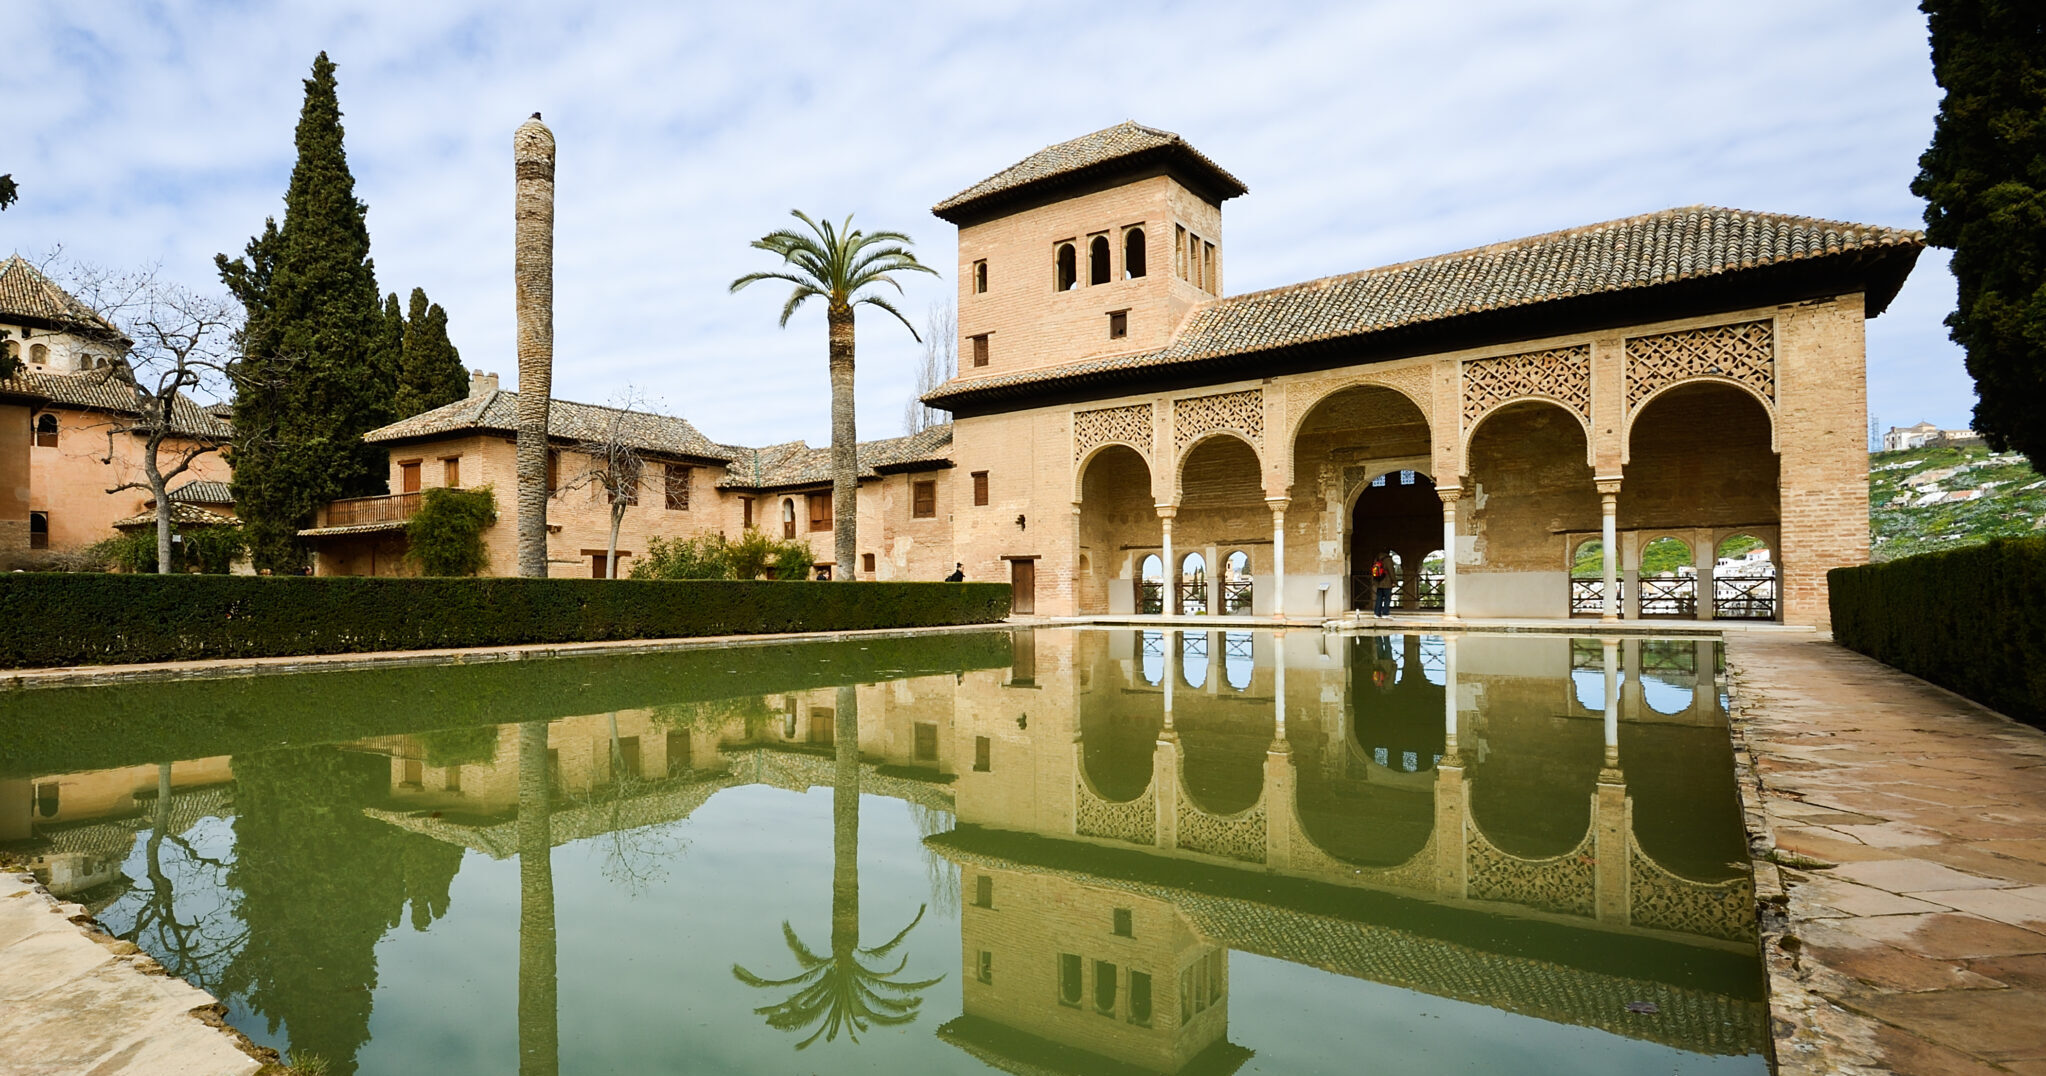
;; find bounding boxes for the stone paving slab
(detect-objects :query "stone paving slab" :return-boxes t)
[1727,634,2046,1076]
[0,871,265,1076]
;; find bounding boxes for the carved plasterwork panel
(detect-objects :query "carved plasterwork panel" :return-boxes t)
[1176,797,1266,863]
[1076,779,1156,847]
[1281,366,1433,439]
[1624,320,1774,412]
[1629,842,1755,942]
[1459,345,1593,429]
[1173,389,1263,454]
[1073,403,1153,464]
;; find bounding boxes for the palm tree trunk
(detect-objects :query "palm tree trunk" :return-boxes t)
[828,304,857,580]
[514,116,556,579]
[607,499,624,579]
[517,721,558,1076]
[831,684,859,956]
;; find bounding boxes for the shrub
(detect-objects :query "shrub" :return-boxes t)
[406,486,496,576]
[94,526,247,574]
[1830,534,2046,728]
[0,574,1012,668]
[631,528,815,581]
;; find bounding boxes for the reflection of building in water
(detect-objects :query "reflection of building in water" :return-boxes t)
[0,757,234,898]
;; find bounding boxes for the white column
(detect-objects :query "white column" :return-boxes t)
[1597,480,1621,621]
[1272,631,1288,742]
[1162,629,1177,730]
[1440,488,1461,620]
[1442,634,1460,756]
[1267,497,1289,620]
[1602,637,1621,767]
[1695,529,1716,621]
[1158,507,1177,617]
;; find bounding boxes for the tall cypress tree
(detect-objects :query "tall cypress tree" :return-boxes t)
[394,287,468,418]
[1912,0,2046,468]
[217,52,395,570]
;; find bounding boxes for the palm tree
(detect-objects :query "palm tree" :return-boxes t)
[732,686,944,1047]
[516,721,558,1076]
[513,113,556,578]
[732,213,937,579]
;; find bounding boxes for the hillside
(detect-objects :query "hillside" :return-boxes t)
[1870,443,2045,562]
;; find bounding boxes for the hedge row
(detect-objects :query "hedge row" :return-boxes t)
[1829,535,2046,728]
[0,573,1012,669]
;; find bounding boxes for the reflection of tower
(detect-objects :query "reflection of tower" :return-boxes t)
[939,859,1247,1074]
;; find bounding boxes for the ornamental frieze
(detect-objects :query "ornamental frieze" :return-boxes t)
[1172,388,1263,453]
[1072,403,1154,463]
[1624,320,1775,411]
[1459,345,1592,429]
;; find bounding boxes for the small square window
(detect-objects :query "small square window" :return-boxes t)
[1113,908,1133,937]
[863,552,877,574]
[975,875,993,908]
[1108,311,1127,339]
[912,480,937,519]
[972,471,989,506]
[971,334,990,368]
[914,722,938,761]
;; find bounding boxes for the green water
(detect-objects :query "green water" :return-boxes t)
[1,629,1765,1075]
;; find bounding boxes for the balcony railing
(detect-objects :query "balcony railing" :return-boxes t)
[325,491,422,527]
[1570,578,1623,616]
[1138,580,1164,614]
[1222,579,1253,614]
[1713,576,1778,621]
[1637,576,1698,617]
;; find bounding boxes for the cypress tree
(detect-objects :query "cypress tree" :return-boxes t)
[394,287,467,418]
[217,52,395,570]
[1912,0,2046,469]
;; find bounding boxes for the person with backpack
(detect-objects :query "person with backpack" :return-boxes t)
[1371,556,1393,617]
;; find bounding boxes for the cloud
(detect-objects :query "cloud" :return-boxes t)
[1,0,1966,445]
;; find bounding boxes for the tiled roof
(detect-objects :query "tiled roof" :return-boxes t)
[112,503,239,529]
[299,520,410,538]
[924,206,1924,406]
[168,480,234,505]
[933,122,1248,223]
[0,368,232,438]
[717,424,954,489]
[365,390,734,462]
[0,255,126,338]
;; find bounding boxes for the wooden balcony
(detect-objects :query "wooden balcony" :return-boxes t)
[324,491,422,527]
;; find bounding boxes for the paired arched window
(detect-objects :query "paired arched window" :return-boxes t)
[32,413,56,448]
[1055,243,1078,291]
[1124,228,1146,278]
[1089,235,1111,286]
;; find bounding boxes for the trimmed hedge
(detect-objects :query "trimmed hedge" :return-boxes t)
[0,573,1011,669]
[1829,535,2046,727]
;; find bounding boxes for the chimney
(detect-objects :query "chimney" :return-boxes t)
[469,368,500,398]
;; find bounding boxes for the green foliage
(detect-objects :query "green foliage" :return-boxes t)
[217,53,396,571]
[1912,0,2046,469]
[1830,534,2046,728]
[417,724,500,768]
[0,173,16,211]
[1870,442,2046,560]
[405,486,495,577]
[393,288,466,418]
[630,528,816,581]
[94,526,247,575]
[0,574,1013,668]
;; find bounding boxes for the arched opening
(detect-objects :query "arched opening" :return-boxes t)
[1179,629,1208,688]
[1291,385,1431,612]
[1124,228,1146,278]
[35,782,58,819]
[1139,554,1164,614]
[28,511,48,550]
[1637,536,1696,617]
[29,343,48,365]
[1222,550,1251,614]
[973,261,987,293]
[1418,550,1446,610]
[1715,533,1777,620]
[1139,629,1164,685]
[1222,631,1253,691]
[1179,552,1208,616]
[1624,381,1778,619]
[33,413,57,448]
[1078,444,1155,615]
[1293,634,1440,866]
[780,498,796,539]
[1055,243,1078,291]
[1089,235,1111,286]
[1467,401,1597,619]
[1083,638,1162,801]
[1176,434,1262,615]
[1569,537,1608,616]
[1351,472,1436,612]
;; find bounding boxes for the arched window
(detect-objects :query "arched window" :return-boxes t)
[1713,534,1777,620]
[35,782,59,819]
[973,260,987,294]
[1222,550,1252,614]
[29,343,48,366]
[1179,552,1208,615]
[33,413,57,448]
[1139,553,1164,614]
[1089,235,1111,286]
[1570,538,1610,616]
[1055,243,1078,291]
[1638,536,1697,616]
[28,511,47,549]
[781,498,797,539]
[1124,228,1146,278]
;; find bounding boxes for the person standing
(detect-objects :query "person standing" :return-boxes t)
[944,562,965,582]
[1371,556,1393,617]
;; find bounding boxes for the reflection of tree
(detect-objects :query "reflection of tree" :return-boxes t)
[733,685,943,1048]
[117,763,245,995]
[219,746,461,1076]
[517,721,558,1076]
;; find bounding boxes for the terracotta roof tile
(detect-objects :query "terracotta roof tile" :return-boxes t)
[112,503,239,529]
[924,206,1924,405]
[933,122,1247,223]
[0,255,126,338]
[365,390,734,462]
[0,368,231,438]
[167,480,234,505]
[717,424,954,490]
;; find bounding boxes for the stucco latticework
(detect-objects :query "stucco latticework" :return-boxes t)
[1071,403,1153,464]
[1175,795,1266,863]
[1465,826,1598,918]
[1624,320,1775,412]
[1459,345,1592,429]
[1075,779,1157,846]
[1628,843,1755,942]
[1172,389,1263,454]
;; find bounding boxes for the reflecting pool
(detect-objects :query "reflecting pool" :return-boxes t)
[0,629,1765,1075]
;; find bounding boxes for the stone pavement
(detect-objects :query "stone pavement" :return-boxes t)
[0,870,265,1076]
[1728,635,2046,1076]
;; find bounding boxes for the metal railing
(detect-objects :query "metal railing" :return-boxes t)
[1138,581,1164,614]
[1714,576,1778,620]
[1570,578,1621,616]
[1415,573,1445,611]
[1178,580,1208,615]
[1222,579,1253,614]
[1637,577,1698,617]
[324,491,422,527]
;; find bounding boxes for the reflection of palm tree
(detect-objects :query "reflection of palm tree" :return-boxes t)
[733,685,943,1048]
[517,721,558,1076]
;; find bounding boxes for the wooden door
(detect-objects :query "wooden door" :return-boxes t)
[1010,559,1035,615]
[400,461,421,493]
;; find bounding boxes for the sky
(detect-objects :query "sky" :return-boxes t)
[2,1,1970,448]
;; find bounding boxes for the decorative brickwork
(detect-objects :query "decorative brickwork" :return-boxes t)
[1624,320,1775,412]
[1459,345,1592,429]
[1465,825,1597,918]
[1175,795,1266,863]
[1075,778,1156,846]
[1072,403,1154,464]
[1628,842,1755,942]
[1172,389,1263,453]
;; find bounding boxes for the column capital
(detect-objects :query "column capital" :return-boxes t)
[1436,485,1464,504]
[1264,496,1291,513]
[1594,476,1624,497]
[1155,504,1178,520]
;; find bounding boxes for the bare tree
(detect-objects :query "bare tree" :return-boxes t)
[903,302,955,435]
[58,263,240,574]
[559,388,653,579]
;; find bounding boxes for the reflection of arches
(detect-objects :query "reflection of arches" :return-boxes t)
[1179,629,1208,688]
[1081,705,1160,804]
[1572,668,1607,712]
[1222,631,1252,691]
[1620,721,1748,881]
[1468,705,1603,859]
[1139,630,1164,685]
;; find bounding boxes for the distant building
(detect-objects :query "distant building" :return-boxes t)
[1884,420,1981,451]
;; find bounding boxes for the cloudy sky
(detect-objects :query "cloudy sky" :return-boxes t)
[4,1,1966,447]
